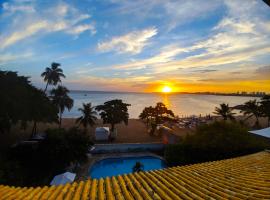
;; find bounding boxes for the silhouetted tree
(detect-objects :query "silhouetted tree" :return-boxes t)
[139,106,155,127]
[238,100,263,128]
[213,103,235,120]
[260,95,270,126]
[132,162,144,173]
[50,86,73,128]
[0,71,58,134]
[28,88,58,136]
[140,102,174,135]
[95,99,130,131]
[76,103,97,132]
[41,62,65,92]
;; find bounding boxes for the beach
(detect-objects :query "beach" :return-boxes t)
[1,116,268,153]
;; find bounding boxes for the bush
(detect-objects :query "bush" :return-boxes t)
[165,121,270,166]
[0,127,93,186]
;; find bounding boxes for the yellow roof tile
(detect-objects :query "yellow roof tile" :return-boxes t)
[0,151,269,200]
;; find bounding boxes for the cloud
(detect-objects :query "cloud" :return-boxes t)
[66,24,96,35]
[2,2,35,13]
[1,21,48,49]
[192,69,218,73]
[0,1,95,49]
[256,65,270,75]
[107,0,270,76]
[113,44,188,69]
[0,52,33,63]
[163,0,222,30]
[97,27,157,54]
[109,0,222,31]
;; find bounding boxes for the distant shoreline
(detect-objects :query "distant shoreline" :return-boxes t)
[68,90,267,98]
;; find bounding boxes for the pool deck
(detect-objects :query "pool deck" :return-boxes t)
[75,152,165,181]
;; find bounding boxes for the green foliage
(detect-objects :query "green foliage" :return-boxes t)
[260,95,270,126]
[0,127,92,186]
[165,121,270,166]
[213,103,235,120]
[132,162,144,173]
[140,102,175,135]
[0,71,58,134]
[50,86,74,127]
[238,100,263,128]
[76,103,97,131]
[41,62,65,91]
[95,99,130,131]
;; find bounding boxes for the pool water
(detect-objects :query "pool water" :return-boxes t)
[89,156,166,179]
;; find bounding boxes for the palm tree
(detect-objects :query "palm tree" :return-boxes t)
[50,86,74,128]
[132,162,144,173]
[41,62,65,92]
[260,95,270,126]
[213,103,235,120]
[76,103,97,132]
[238,100,262,128]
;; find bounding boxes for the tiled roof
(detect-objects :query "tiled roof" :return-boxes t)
[0,151,270,199]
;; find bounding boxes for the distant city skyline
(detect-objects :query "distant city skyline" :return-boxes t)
[1,0,270,92]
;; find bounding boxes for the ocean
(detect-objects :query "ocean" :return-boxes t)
[63,91,258,118]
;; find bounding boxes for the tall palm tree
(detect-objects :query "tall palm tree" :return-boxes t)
[213,103,235,120]
[76,103,97,132]
[50,86,74,128]
[41,62,65,92]
[239,100,262,128]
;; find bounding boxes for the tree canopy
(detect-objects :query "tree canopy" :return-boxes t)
[213,103,235,120]
[41,62,65,92]
[50,86,74,128]
[237,100,263,128]
[76,102,97,132]
[0,71,58,134]
[140,102,175,135]
[95,99,130,131]
[260,95,270,126]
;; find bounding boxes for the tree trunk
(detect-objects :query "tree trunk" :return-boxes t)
[59,110,62,128]
[150,123,157,135]
[44,82,49,92]
[31,121,37,138]
[111,123,115,132]
[255,116,260,128]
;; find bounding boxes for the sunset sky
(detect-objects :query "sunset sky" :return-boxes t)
[0,0,270,93]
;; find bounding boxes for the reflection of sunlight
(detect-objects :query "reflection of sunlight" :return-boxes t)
[162,94,170,108]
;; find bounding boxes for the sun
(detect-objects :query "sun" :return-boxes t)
[162,86,172,93]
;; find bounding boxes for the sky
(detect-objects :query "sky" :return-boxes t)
[0,0,270,93]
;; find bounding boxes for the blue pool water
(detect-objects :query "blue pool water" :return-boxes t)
[89,156,166,179]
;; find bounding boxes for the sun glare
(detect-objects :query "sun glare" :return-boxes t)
[162,86,172,93]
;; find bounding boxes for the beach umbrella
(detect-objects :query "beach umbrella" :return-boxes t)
[50,172,76,186]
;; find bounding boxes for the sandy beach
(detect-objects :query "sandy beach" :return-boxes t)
[0,116,268,152]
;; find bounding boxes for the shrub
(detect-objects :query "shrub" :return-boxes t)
[165,121,270,166]
[0,127,93,186]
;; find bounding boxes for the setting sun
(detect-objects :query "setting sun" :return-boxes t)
[162,86,172,93]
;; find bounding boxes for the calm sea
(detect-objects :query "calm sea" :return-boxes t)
[63,91,258,118]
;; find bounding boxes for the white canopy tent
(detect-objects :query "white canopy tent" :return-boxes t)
[249,127,270,138]
[50,172,76,186]
[95,127,110,141]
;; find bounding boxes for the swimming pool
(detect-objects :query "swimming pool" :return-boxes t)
[89,156,166,179]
